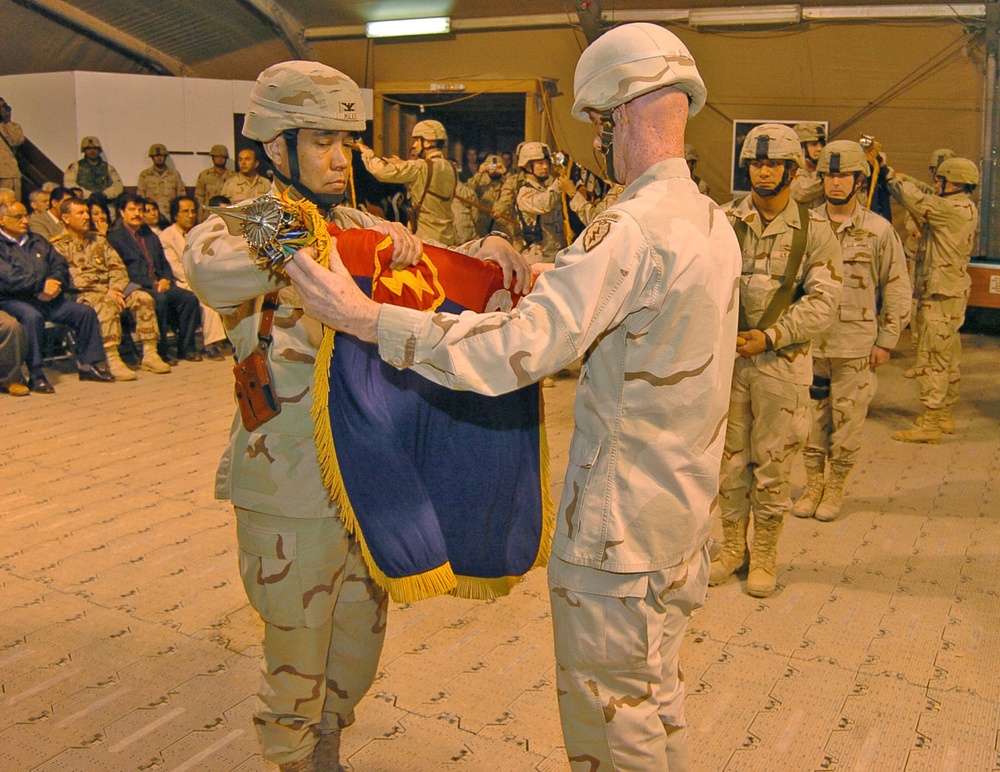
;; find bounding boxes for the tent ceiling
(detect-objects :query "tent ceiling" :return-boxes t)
[2,1,986,76]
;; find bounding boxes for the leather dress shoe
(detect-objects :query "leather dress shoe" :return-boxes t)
[28,372,55,393]
[181,352,203,362]
[79,362,116,382]
[203,343,226,361]
[159,351,179,366]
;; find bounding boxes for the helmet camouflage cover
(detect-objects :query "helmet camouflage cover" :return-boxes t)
[817,140,870,176]
[929,148,955,171]
[740,123,805,167]
[80,136,101,151]
[412,119,447,141]
[148,143,168,157]
[572,22,707,120]
[209,144,229,158]
[517,141,551,170]
[243,60,366,142]
[794,122,826,144]
[935,157,979,186]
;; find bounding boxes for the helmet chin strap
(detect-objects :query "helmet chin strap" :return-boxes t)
[599,110,619,185]
[751,163,794,198]
[274,129,345,209]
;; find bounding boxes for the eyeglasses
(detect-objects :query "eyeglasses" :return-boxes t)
[2,213,29,221]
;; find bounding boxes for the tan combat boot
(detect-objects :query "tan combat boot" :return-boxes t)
[313,730,344,772]
[709,517,749,586]
[893,409,942,444]
[104,346,137,381]
[916,407,955,434]
[747,516,783,597]
[815,461,851,522]
[141,345,172,374]
[793,452,826,518]
[903,365,917,379]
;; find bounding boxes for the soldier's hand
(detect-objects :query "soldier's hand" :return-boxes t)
[107,288,126,310]
[869,345,890,369]
[476,236,532,295]
[286,243,380,343]
[370,220,423,269]
[736,329,768,358]
[556,175,578,197]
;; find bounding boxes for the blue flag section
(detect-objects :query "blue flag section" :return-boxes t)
[311,226,554,603]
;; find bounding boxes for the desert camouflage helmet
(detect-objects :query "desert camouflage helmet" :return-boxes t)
[684,144,699,162]
[209,144,229,158]
[571,22,707,120]
[935,157,979,186]
[929,148,955,171]
[479,153,507,174]
[243,61,366,142]
[794,122,826,144]
[80,136,101,151]
[817,140,870,176]
[411,120,447,141]
[517,141,551,170]
[740,124,805,167]
[148,143,168,157]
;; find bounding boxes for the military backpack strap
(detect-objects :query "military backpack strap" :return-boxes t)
[424,158,457,201]
[405,159,435,234]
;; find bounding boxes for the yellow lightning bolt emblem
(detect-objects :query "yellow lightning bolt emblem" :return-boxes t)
[372,234,447,312]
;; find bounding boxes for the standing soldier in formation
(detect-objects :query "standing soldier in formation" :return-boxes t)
[794,141,910,521]
[713,123,842,597]
[64,136,124,202]
[136,143,186,216]
[559,172,624,226]
[684,143,710,196]
[194,144,235,212]
[51,197,171,380]
[886,155,979,442]
[0,97,24,201]
[791,122,827,209]
[357,120,458,245]
[470,153,514,238]
[514,141,566,265]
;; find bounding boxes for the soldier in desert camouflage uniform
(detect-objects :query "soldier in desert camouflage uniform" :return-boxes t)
[136,143,186,216]
[64,136,124,201]
[514,141,567,265]
[684,143,710,197]
[194,144,235,212]
[184,61,530,772]
[51,198,170,380]
[885,155,979,443]
[357,120,458,245]
[793,141,910,522]
[713,123,842,598]
[790,122,827,209]
[284,24,741,772]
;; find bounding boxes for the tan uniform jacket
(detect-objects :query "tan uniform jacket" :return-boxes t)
[378,158,742,573]
[569,184,623,227]
[360,147,457,245]
[726,195,844,385]
[51,231,129,294]
[221,173,270,204]
[791,167,824,210]
[516,176,566,260]
[64,159,124,200]
[812,202,911,358]
[136,166,186,214]
[887,174,977,299]
[0,121,24,178]
[195,166,236,208]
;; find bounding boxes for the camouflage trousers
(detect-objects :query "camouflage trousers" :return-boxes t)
[548,544,710,771]
[719,362,810,526]
[76,289,159,346]
[914,293,967,410]
[235,507,388,766]
[805,356,875,466]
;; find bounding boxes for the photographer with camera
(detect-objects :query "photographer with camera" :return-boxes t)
[0,98,25,202]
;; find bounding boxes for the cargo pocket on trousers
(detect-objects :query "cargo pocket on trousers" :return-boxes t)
[237,521,306,628]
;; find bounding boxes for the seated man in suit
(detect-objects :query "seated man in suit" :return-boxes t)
[0,200,114,392]
[107,192,201,364]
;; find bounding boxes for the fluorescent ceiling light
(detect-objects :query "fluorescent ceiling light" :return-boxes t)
[688,4,802,27]
[366,17,451,38]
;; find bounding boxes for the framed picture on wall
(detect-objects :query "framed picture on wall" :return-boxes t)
[731,120,829,196]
